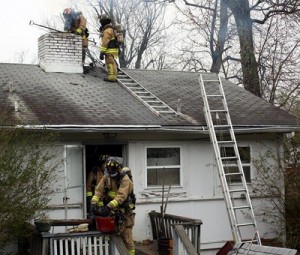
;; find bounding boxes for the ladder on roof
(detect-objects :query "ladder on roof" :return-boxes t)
[116,69,177,116]
[199,74,261,245]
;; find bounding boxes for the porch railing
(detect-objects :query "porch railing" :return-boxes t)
[35,231,128,255]
[149,210,202,255]
[31,218,128,255]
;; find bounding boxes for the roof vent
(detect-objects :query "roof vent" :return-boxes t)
[38,32,83,73]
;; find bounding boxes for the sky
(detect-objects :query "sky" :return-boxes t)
[0,0,85,64]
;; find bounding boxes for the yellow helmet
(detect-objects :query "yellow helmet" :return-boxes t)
[105,157,121,177]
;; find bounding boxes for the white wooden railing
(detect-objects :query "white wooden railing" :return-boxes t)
[38,231,128,255]
[172,225,198,255]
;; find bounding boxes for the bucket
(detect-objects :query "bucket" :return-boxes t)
[95,216,115,233]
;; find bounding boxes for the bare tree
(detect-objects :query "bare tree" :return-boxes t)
[257,16,300,110]
[158,0,300,98]
[88,0,170,69]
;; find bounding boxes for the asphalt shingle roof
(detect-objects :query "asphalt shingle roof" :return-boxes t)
[0,63,298,129]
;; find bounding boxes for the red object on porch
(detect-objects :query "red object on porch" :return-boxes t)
[95,216,116,233]
[217,241,234,255]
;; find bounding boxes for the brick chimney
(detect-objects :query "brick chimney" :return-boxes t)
[38,32,83,73]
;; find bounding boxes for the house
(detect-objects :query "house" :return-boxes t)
[0,32,299,255]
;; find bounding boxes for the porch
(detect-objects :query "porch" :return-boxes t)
[29,211,202,255]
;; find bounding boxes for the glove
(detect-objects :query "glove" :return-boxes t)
[75,28,83,35]
[99,205,111,217]
[100,53,105,60]
[90,203,97,214]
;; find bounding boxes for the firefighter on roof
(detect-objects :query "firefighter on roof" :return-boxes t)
[63,8,89,64]
[91,157,136,255]
[99,14,119,83]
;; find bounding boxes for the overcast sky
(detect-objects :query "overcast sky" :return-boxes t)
[0,0,87,64]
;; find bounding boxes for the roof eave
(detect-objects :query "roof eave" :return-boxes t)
[5,124,299,134]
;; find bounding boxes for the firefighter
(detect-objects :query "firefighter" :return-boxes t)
[63,8,89,65]
[99,14,119,82]
[91,157,136,255]
[86,155,108,214]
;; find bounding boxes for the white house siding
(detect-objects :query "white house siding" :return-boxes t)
[128,138,283,254]
[39,136,283,254]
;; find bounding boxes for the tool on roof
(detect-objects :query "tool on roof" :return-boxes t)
[199,74,261,245]
[29,20,96,45]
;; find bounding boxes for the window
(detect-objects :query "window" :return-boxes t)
[146,147,181,187]
[220,146,251,183]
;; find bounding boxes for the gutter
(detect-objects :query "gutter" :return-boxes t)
[159,125,299,134]
[13,125,162,132]
[6,124,299,134]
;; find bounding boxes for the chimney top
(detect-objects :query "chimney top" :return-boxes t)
[38,32,83,73]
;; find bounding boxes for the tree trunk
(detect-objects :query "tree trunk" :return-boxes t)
[210,0,229,73]
[225,0,261,97]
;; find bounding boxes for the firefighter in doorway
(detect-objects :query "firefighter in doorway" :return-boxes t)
[63,8,89,65]
[99,14,119,82]
[91,157,136,255]
[86,155,108,214]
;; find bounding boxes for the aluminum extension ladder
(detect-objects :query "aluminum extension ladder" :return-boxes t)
[199,74,261,245]
[95,60,177,116]
[117,70,177,116]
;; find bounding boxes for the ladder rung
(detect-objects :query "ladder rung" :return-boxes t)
[228,188,246,193]
[217,141,234,144]
[221,156,237,160]
[158,111,174,114]
[210,110,227,113]
[242,239,260,243]
[202,79,220,82]
[206,94,223,97]
[224,172,242,176]
[237,222,255,227]
[233,205,251,210]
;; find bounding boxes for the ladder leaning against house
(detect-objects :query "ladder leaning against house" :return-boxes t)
[199,74,261,245]
[95,58,177,116]
[116,70,178,116]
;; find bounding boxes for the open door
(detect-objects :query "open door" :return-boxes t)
[64,145,85,219]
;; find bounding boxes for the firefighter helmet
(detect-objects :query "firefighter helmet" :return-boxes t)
[105,157,121,177]
[99,154,109,163]
[99,14,111,22]
[63,8,74,17]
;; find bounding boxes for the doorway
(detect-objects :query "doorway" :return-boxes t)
[84,144,124,217]
[85,144,124,174]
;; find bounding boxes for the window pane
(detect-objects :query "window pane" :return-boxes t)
[147,148,180,166]
[220,147,250,163]
[239,147,250,163]
[224,166,251,183]
[221,146,251,183]
[147,167,180,186]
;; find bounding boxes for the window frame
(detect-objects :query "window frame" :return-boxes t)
[219,145,252,184]
[145,145,182,188]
